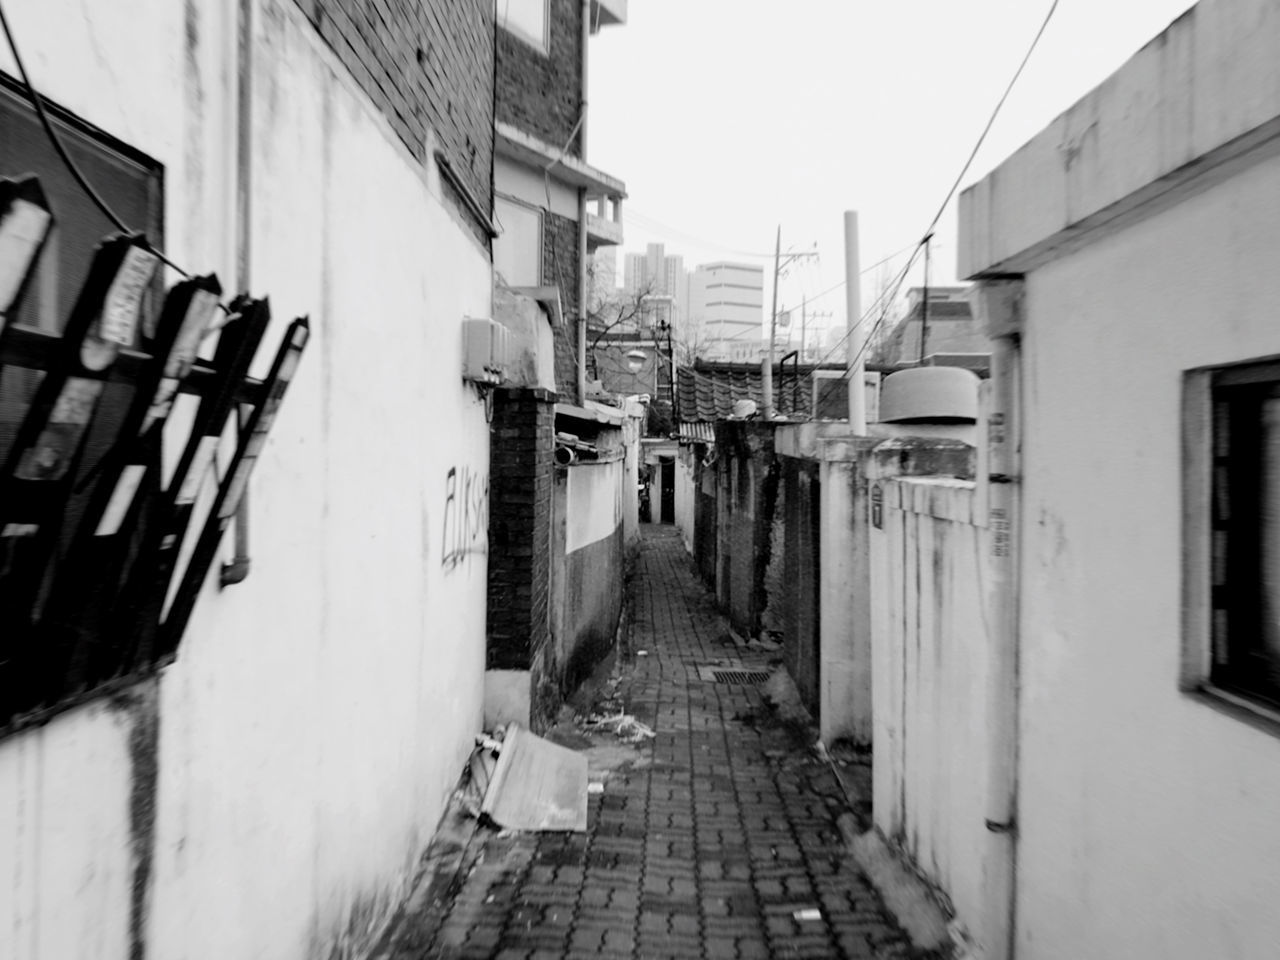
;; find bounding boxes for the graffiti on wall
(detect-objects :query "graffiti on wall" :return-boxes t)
[442,465,488,572]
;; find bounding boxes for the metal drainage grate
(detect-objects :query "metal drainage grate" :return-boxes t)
[710,669,771,685]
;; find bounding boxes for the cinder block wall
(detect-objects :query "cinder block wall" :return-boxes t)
[296,0,494,242]
[487,389,555,670]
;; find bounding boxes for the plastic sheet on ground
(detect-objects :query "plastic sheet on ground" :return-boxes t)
[582,712,656,743]
[480,723,588,832]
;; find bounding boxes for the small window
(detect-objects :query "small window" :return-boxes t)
[496,0,548,52]
[493,196,542,288]
[1185,359,1280,721]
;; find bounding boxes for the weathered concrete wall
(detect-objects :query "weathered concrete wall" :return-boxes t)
[675,445,697,554]
[0,2,492,958]
[777,458,821,713]
[546,456,624,719]
[713,423,778,639]
[693,454,718,588]
[869,478,994,953]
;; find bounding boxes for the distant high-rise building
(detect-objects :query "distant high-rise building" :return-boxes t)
[688,262,764,349]
[622,242,688,333]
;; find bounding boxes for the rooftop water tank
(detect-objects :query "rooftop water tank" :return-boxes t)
[878,366,979,424]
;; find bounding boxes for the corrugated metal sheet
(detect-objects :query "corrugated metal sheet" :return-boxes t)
[676,422,715,444]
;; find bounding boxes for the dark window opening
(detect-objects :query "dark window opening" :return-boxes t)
[1210,361,1280,711]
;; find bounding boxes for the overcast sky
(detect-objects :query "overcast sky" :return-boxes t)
[587,0,1195,338]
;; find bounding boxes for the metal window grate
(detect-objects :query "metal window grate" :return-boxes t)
[710,669,771,685]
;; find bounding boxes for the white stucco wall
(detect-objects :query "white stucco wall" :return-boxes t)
[565,458,622,553]
[869,479,994,952]
[0,2,491,958]
[0,697,141,960]
[1009,150,1280,960]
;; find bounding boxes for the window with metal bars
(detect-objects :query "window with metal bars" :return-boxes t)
[0,75,165,731]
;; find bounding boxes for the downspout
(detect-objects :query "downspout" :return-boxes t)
[977,278,1024,960]
[575,0,590,405]
[220,0,254,586]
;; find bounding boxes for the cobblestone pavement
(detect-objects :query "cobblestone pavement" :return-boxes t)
[389,526,917,959]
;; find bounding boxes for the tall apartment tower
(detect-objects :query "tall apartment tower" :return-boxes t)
[622,242,689,333]
[688,261,765,348]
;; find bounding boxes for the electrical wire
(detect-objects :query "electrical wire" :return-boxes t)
[810,0,1061,382]
[624,208,780,260]
[0,0,192,279]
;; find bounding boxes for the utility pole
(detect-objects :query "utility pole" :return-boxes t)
[763,226,819,419]
[918,233,934,366]
[799,296,807,366]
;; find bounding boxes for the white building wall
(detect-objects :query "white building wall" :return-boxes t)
[0,2,491,959]
[957,2,1280,954]
[688,262,764,346]
[1011,151,1280,960]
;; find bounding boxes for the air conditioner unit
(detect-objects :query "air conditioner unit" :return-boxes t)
[462,317,509,385]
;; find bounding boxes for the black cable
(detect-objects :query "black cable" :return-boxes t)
[0,0,191,279]
[814,0,1061,382]
[920,0,1060,245]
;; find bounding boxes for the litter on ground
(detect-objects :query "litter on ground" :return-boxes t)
[582,712,656,743]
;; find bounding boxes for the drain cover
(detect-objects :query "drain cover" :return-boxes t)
[710,669,771,685]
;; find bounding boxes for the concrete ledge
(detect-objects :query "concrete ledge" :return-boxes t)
[866,436,976,481]
[960,0,1280,277]
[838,817,956,955]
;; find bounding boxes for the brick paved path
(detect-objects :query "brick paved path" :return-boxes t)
[394,527,916,959]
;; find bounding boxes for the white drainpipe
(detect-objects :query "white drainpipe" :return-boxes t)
[975,278,1024,960]
[576,0,590,405]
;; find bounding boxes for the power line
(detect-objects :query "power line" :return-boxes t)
[624,208,780,260]
[813,0,1061,382]
[792,243,917,310]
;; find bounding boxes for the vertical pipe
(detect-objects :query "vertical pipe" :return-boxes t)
[221,0,254,587]
[576,0,590,404]
[799,295,807,365]
[763,225,781,419]
[918,235,932,366]
[977,278,1024,960]
[843,211,865,432]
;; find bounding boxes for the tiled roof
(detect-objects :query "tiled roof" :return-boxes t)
[676,364,827,422]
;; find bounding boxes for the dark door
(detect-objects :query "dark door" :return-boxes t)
[660,459,675,523]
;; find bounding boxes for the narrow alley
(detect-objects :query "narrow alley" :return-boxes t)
[378,528,918,960]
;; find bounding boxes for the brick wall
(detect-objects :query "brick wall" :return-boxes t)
[295,0,494,242]
[487,388,555,670]
[495,0,584,155]
[544,211,582,401]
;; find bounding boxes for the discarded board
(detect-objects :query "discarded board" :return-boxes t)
[481,723,588,832]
